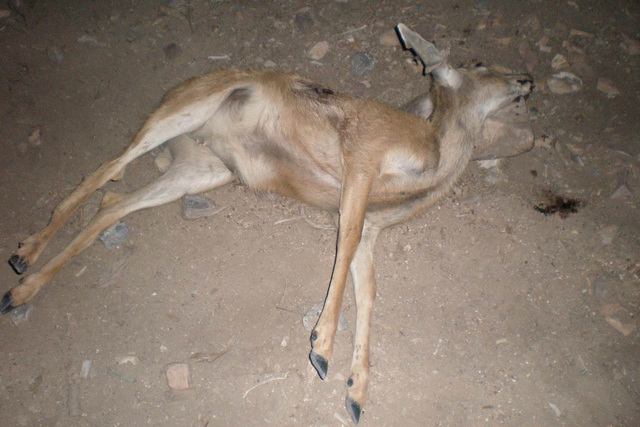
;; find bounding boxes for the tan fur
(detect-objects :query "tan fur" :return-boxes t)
[3,26,533,424]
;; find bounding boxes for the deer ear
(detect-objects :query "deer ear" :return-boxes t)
[396,23,462,89]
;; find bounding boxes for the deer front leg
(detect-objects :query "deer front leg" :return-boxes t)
[343,223,380,423]
[309,169,372,413]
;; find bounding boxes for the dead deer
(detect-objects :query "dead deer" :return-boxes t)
[1,24,532,423]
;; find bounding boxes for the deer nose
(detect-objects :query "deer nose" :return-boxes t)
[515,74,534,94]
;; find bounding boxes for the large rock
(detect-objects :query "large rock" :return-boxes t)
[473,97,534,160]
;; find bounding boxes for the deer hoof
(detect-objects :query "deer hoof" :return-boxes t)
[0,291,15,314]
[345,396,362,424]
[9,254,29,274]
[309,350,328,380]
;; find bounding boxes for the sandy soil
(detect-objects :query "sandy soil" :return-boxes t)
[1,0,639,426]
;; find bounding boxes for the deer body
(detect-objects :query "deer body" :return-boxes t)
[2,25,532,424]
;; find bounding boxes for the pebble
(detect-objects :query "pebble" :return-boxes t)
[264,60,276,68]
[9,304,32,325]
[379,29,398,47]
[597,78,620,98]
[551,54,569,71]
[28,128,42,146]
[350,52,375,76]
[77,35,108,48]
[621,33,640,55]
[163,42,181,60]
[294,8,315,33]
[302,302,348,332]
[593,275,610,297]
[47,46,64,64]
[308,41,329,60]
[99,221,129,248]
[79,360,92,379]
[546,71,582,94]
[181,194,218,220]
[610,183,633,200]
[518,41,538,73]
[166,363,191,390]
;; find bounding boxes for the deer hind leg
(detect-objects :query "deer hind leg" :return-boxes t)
[8,87,222,275]
[1,135,234,313]
[343,223,380,424]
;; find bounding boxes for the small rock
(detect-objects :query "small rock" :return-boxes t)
[28,128,42,146]
[77,35,108,48]
[621,33,640,55]
[125,30,139,43]
[302,302,348,333]
[163,43,181,60]
[108,363,137,382]
[153,148,172,173]
[47,46,64,64]
[536,36,551,53]
[273,20,287,31]
[610,183,633,200]
[474,97,534,160]
[549,402,562,417]
[568,53,593,78]
[551,54,569,70]
[68,382,80,417]
[294,8,315,33]
[116,355,138,365]
[166,363,190,390]
[181,194,218,220]
[518,41,538,73]
[308,41,329,60]
[109,9,122,21]
[593,275,610,297]
[79,360,92,379]
[599,225,618,245]
[99,221,129,248]
[9,304,32,325]
[605,317,636,336]
[597,78,620,98]
[350,52,375,76]
[379,29,398,47]
[547,71,582,94]
[0,10,11,19]
[264,60,276,68]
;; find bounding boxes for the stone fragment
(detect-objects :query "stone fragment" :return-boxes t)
[379,29,398,47]
[621,33,640,55]
[181,194,219,220]
[47,46,64,64]
[9,304,32,325]
[597,78,620,98]
[294,8,315,33]
[350,52,375,76]
[546,72,582,94]
[163,43,181,60]
[308,41,329,60]
[473,97,534,160]
[99,221,129,248]
[302,302,348,333]
[518,41,538,73]
[166,363,190,390]
[551,54,569,70]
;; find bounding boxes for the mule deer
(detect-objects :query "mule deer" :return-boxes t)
[2,24,532,423]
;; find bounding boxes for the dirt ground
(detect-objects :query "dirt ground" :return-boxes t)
[1,0,639,426]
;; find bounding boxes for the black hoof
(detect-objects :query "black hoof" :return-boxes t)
[345,396,362,424]
[1,291,15,314]
[309,350,328,380]
[9,254,28,274]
